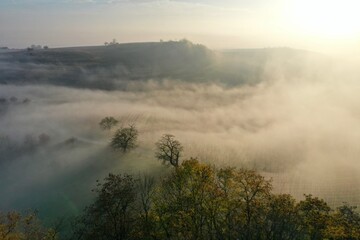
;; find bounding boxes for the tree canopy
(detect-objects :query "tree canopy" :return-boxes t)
[110,125,138,152]
[72,159,360,240]
[0,211,59,240]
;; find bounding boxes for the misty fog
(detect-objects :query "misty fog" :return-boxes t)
[1,51,360,223]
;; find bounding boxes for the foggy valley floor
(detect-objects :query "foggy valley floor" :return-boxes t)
[0,41,359,238]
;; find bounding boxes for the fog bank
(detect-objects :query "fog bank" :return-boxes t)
[1,71,359,216]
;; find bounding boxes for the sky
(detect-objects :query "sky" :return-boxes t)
[1,0,360,53]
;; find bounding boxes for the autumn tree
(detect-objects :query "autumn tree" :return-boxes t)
[155,134,183,167]
[325,203,360,240]
[265,194,301,240]
[110,125,138,152]
[153,159,218,239]
[152,159,272,239]
[132,175,157,239]
[72,174,138,240]
[69,158,359,240]
[214,166,272,239]
[0,211,58,240]
[297,194,331,240]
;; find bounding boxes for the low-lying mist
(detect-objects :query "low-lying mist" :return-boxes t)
[0,48,359,224]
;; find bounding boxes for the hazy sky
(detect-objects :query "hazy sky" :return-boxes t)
[1,0,360,53]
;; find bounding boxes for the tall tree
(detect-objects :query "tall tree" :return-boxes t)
[297,194,331,240]
[265,194,301,240]
[72,174,138,240]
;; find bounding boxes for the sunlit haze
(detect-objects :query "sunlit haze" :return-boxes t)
[1,0,360,53]
[1,0,360,238]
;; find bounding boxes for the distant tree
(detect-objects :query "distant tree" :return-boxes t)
[155,134,183,167]
[111,38,118,45]
[0,98,7,105]
[99,116,119,131]
[179,38,191,44]
[23,134,37,151]
[9,96,18,103]
[38,133,51,145]
[106,39,119,46]
[0,135,12,151]
[31,44,42,50]
[43,45,49,49]
[22,98,31,104]
[64,137,78,145]
[110,125,138,152]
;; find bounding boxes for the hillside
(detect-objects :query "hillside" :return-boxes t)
[0,41,329,90]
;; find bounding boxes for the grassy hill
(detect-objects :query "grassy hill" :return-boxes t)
[0,40,329,90]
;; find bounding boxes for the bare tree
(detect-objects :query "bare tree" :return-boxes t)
[155,134,183,167]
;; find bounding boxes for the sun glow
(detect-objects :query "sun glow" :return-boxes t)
[290,0,360,38]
